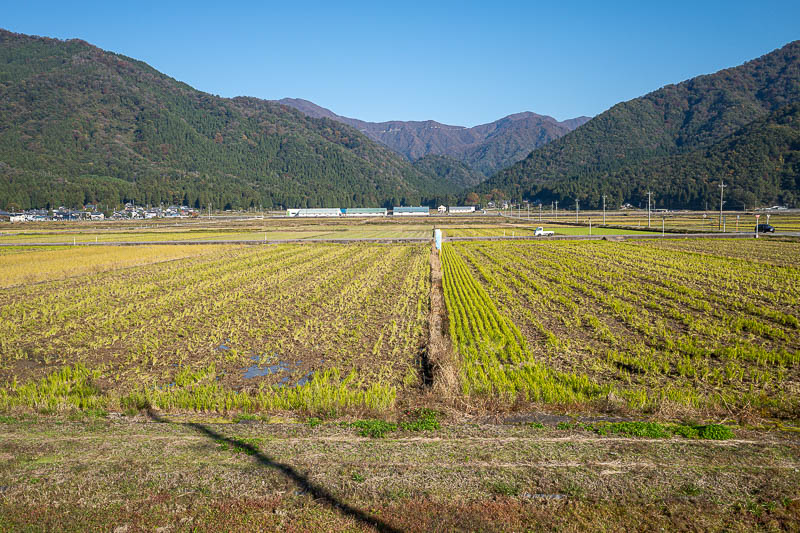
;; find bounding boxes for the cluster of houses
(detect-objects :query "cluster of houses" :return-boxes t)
[111,204,198,220]
[285,206,477,218]
[0,203,200,222]
[0,207,105,222]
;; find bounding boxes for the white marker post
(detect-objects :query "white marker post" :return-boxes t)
[755,214,760,239]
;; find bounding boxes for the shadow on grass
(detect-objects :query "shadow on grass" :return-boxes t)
[146,409,400,533]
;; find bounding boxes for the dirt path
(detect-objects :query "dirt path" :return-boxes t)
[428,244,457,396]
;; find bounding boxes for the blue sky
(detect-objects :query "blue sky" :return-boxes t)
[4,1,799,126]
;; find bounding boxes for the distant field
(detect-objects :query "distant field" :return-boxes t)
[0,245,220,288]
[0,243,430,413]
[0,223,433,243]
[445,225,651,237]
[529,211,800,233]
[441,239,800,416]
[0,230,238,243]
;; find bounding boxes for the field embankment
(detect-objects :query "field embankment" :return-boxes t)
[0,414,798,532]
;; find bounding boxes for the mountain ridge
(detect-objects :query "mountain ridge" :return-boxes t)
[477,40,800,209]
[275,98,590,176]
[0,29,458,210]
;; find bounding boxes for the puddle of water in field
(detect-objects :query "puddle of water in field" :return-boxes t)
[216,339,232,351]
[244,359,292,379]
[242,355,315,387]
[295,371,315,386]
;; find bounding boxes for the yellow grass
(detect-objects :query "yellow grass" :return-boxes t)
[0,245,221,288]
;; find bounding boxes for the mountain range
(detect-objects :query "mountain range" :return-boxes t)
[275,98,589,177]
[0,29,458,211]
[479,41,800,209]
[0,28,798,211]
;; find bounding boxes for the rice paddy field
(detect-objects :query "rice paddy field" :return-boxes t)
[444,224,651,237]
[441,239,800,417]
[507,210,800,233]
[2,231,799,417]
[0,223,433,243]
[0,243,430,413]
[2,222,800,531]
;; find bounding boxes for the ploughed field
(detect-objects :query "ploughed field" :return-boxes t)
[0,243,430,413]
[441,239,800,417]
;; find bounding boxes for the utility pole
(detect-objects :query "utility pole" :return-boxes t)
[718,180,726,231]
[647,191,652,228]
[208,202,211,219]
[602,195,606,226]
[555,201,558,220]
[539,204,542,222]
[575,199,579,223]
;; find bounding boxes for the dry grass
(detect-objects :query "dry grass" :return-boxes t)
[0,245,220,288]
[0,415,798,531]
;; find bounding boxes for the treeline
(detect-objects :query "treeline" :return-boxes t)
[0,165,451,211]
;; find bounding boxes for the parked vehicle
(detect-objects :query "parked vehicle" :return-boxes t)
[534,227,554,236]
[756,224,775,233]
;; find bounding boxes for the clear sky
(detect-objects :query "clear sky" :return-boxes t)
[3,1,799,126]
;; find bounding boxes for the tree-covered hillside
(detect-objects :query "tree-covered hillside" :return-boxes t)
[0,30,450,210]
[478,41,800,209]
[411,154,486,190]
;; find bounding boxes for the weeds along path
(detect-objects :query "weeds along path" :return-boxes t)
[428,245,457,395]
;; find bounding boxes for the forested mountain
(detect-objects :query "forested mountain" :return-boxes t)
[411,154,486,190]
[478,41,800,209]
[0,30,453,211]
[276,98,590,177]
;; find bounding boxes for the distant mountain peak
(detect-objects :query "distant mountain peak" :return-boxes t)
[274,99,591,176]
